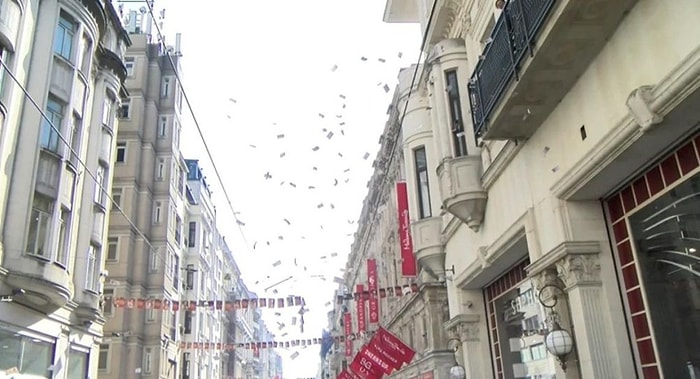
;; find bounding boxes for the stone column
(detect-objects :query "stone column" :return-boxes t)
[444,313,491,378]
[528,242,621,379]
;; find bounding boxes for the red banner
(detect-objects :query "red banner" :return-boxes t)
[350,349,384,379]
[367,259,380,323]
[344,312,353,356]
[356,284,366,332]
[368,337,402,371]
[359,345,393,375]
[396,182,417,276]
[377,327,415,365]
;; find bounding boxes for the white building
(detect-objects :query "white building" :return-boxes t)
[0,0,129,377]
[381,0,700,378]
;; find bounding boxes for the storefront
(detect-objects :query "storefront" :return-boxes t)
[606,133,700,379]
[484,260,563,379]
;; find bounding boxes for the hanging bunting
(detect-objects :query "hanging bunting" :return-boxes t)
[336,283,419,304]
[107,296,306,311]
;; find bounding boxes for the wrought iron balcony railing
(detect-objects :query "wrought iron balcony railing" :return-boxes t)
[468,0,556,139]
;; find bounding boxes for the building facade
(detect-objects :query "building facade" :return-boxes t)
[181,159,227,379]
[101,14,188,378]
[0,0,129,377]
[380,0,700,378]
[327,82,453,378]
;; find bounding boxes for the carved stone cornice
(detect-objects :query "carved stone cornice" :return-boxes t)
[526,241,602,289]
[556,252,602,288]
[444,314,480,343]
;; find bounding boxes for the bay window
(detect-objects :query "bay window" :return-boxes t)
[414,146,432,218]
[54,13,76,61]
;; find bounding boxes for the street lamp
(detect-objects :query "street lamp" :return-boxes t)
[537,283,575,371]
[447,336,466,379]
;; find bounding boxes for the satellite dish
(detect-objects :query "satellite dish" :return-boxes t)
[139,6,147,14]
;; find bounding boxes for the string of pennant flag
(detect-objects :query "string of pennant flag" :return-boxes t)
[106,296,306,311]
[336,283,419,304]
[177,331,373,351]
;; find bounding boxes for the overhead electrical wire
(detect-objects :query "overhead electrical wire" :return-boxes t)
[144,0,253,254]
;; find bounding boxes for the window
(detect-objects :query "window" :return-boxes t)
[26,194,54,257]
[68,114,81,166]
[445,70,467,157]
[0,330,54,376]
[162,77,170,97]
[175,215,182,245]
[79,34,92,74]
[172,254,180,289]
[115,142,126,163]
[188,222,196,247]
[102,288,114,316]
[156,158,165,180]
[118,98,130,118]
[149,249,158,272]
[146,306,156,322]
[176,87,183,110]
[67,349,88,379]
[98,344,110,371]
[174,121,181,149]
[182,352,191,379]
[185,265,195,289]
[414,147,432,218]
[102,97,113,126]
[56,209,71,267]
[154,202,162,223]
[111,188,122,209]
[40,97,64,152]
[94,164,106,206]
[143,347,153,373]
[85,244,100,292]
[125,56,135,76]
[54,13,76,61]
[106,237,118,261]
[159,116,167,137]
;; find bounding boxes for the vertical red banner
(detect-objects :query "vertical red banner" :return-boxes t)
[356,284,366,332]
[367,259,380,324]
[344,312,353,356]
[396,181,417,276]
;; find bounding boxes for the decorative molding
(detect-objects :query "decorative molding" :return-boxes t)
[526,241,602,289]
[444,314,480,342]
[481,140,525,190]
[626,85,663,131]
[551,45,700,200]
[556,252,602,288]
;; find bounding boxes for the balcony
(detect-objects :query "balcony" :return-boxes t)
[468,0,637,140]
[437,155,487,231]
[410,216,444,282]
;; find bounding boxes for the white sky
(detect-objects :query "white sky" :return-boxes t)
[155,1,421,376]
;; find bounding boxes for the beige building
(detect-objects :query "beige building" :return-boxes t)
[101,14,189,378]
[0,0,129,377]
[326,85,453,378]
[378,0,700,378]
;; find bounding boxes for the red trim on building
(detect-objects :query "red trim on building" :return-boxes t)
[483,259,530,379]
[605,132,700,379]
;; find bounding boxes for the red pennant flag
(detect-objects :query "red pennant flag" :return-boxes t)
[294,296,303,306]
[241,299,249,308]
[277,298,284,308]
[376,327,415,365]
[356,284,366,332]
[225,301,234,311]
[216,301,223,310]
[350,354,383,379]
[368,336,402,371]
[359,345,393,375]
[172,301,180,311]
[396,181,417,276]
[259,298,267,307]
